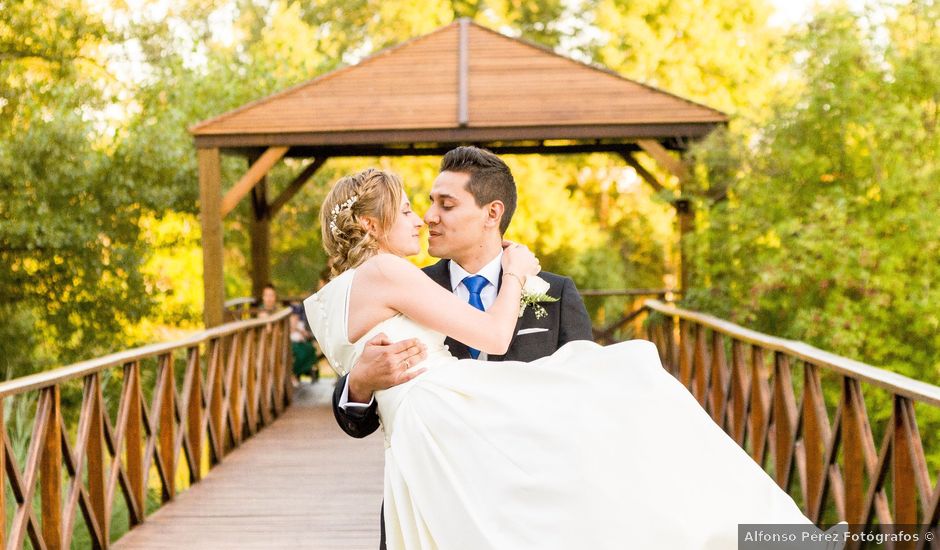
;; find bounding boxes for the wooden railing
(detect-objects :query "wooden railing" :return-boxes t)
[223,296,305,322]
[222,297,258,322]
[225,289,683,340]
[0,309,293,549]
[641,299,940,547]
[581,288,681,344]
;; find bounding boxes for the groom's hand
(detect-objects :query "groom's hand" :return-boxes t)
[347,333,428,403]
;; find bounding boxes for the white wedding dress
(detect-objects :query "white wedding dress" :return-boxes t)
[306,269,829,550]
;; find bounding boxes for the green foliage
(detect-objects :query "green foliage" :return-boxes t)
[0,0,791,374]
[0,0,111,122]
[0,0,938,528]
[298,0,574,53]
[686,2,940,385]
[684,2,940,477]
[592,0,782,119]
[0,1,155,370]
[4,1,937,446]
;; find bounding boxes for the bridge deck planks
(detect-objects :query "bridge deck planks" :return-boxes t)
[113,380,385,549]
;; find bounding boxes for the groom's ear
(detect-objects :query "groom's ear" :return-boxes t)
[483,200,505,230]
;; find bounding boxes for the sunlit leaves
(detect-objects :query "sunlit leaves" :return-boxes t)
[686,2,940,386]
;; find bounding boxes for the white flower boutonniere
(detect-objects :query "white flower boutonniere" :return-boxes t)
[519,275,559,319]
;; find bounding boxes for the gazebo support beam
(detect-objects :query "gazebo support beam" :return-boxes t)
[248,152,271,300]
[617,151,667,194]
[244,143,643,159]
[674,198,694,294]
[193,123,720,150]
[198,147,224,327]
[249,156,329,300]
[637,139,689,182]
[269,157,329,217]
[221,146,289,217]
[633,140,694,294]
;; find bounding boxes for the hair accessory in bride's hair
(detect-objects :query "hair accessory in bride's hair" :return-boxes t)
[328,195,359,236]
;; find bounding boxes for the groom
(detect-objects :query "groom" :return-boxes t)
[332,146,593,548]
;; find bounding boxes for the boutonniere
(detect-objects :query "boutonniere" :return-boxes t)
[519,275,559,319]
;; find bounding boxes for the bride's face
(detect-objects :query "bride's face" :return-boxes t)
[383,195,424,256]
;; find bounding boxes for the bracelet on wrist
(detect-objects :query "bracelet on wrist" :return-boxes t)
[502,272,525,288]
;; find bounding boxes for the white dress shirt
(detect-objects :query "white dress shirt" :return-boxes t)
[447,253,502,360]
[340,253,503,410]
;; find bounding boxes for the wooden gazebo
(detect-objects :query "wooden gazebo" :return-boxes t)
[191,19,727,327]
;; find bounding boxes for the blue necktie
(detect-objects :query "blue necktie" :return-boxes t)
[462,275,489,359]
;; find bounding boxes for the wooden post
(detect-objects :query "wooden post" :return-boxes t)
[209,340,225,462]
[159,355,176,502]
[842,378,865,524]
[198,147,225,328]
[87,374,108,546]
[257,328,272,427]
[280,319,293,407]
[125,362,145,525]
[633,140,693,293]
[248,152,271,300]
[773,354,797,490]
[41,387,63,550]
[892,397,916,527]
[693,325,708,407]
[750,347,770,465]
[678,320,692,389]
[186,347,203,482]
[674,198,693,294]
[226,334,242,448]
[244,331,258,435]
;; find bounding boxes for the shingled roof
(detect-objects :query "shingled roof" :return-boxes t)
[190,19,726,149]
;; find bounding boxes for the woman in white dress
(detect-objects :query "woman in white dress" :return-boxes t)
[305,168,836,550]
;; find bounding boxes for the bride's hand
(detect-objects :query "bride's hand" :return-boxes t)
[501,241,540,283]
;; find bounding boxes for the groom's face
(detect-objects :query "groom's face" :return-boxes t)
[425,171,489,260]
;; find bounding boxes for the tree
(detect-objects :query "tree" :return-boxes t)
[685,2,940,381]
[0,1,157,374]
[591,0,781,120]
[0,0,788,377]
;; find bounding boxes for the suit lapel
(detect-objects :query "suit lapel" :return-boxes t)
[424,259,451,289]
[423,260,472,359]
[489,267,526,361]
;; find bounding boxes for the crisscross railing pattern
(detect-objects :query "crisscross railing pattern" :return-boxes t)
[643,300,940,548]
[0,309,292,549]
[582,288,679,345]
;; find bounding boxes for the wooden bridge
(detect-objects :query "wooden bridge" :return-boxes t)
[0,301,938,549]
[112,383,384,549]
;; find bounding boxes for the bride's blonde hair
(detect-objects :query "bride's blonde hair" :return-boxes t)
[321,168,403,277]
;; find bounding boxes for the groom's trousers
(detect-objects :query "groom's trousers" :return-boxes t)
[379,502,386,550]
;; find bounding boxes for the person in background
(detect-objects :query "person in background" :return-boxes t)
[290,300,318,384]
[257,283,279,317]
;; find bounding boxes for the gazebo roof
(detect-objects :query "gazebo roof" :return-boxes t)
[192,20,728,326]
[190,19,727,152]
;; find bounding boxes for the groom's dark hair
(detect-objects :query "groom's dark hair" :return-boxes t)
[440,146,517,234]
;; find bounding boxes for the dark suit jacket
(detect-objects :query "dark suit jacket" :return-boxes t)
[331,259,593,438]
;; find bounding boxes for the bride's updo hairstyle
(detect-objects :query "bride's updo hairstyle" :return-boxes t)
[321,168,403,277]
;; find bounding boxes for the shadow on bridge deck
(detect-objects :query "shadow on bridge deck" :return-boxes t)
[113,380,385,549]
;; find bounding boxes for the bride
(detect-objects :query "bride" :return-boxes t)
[305,168,835,550]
